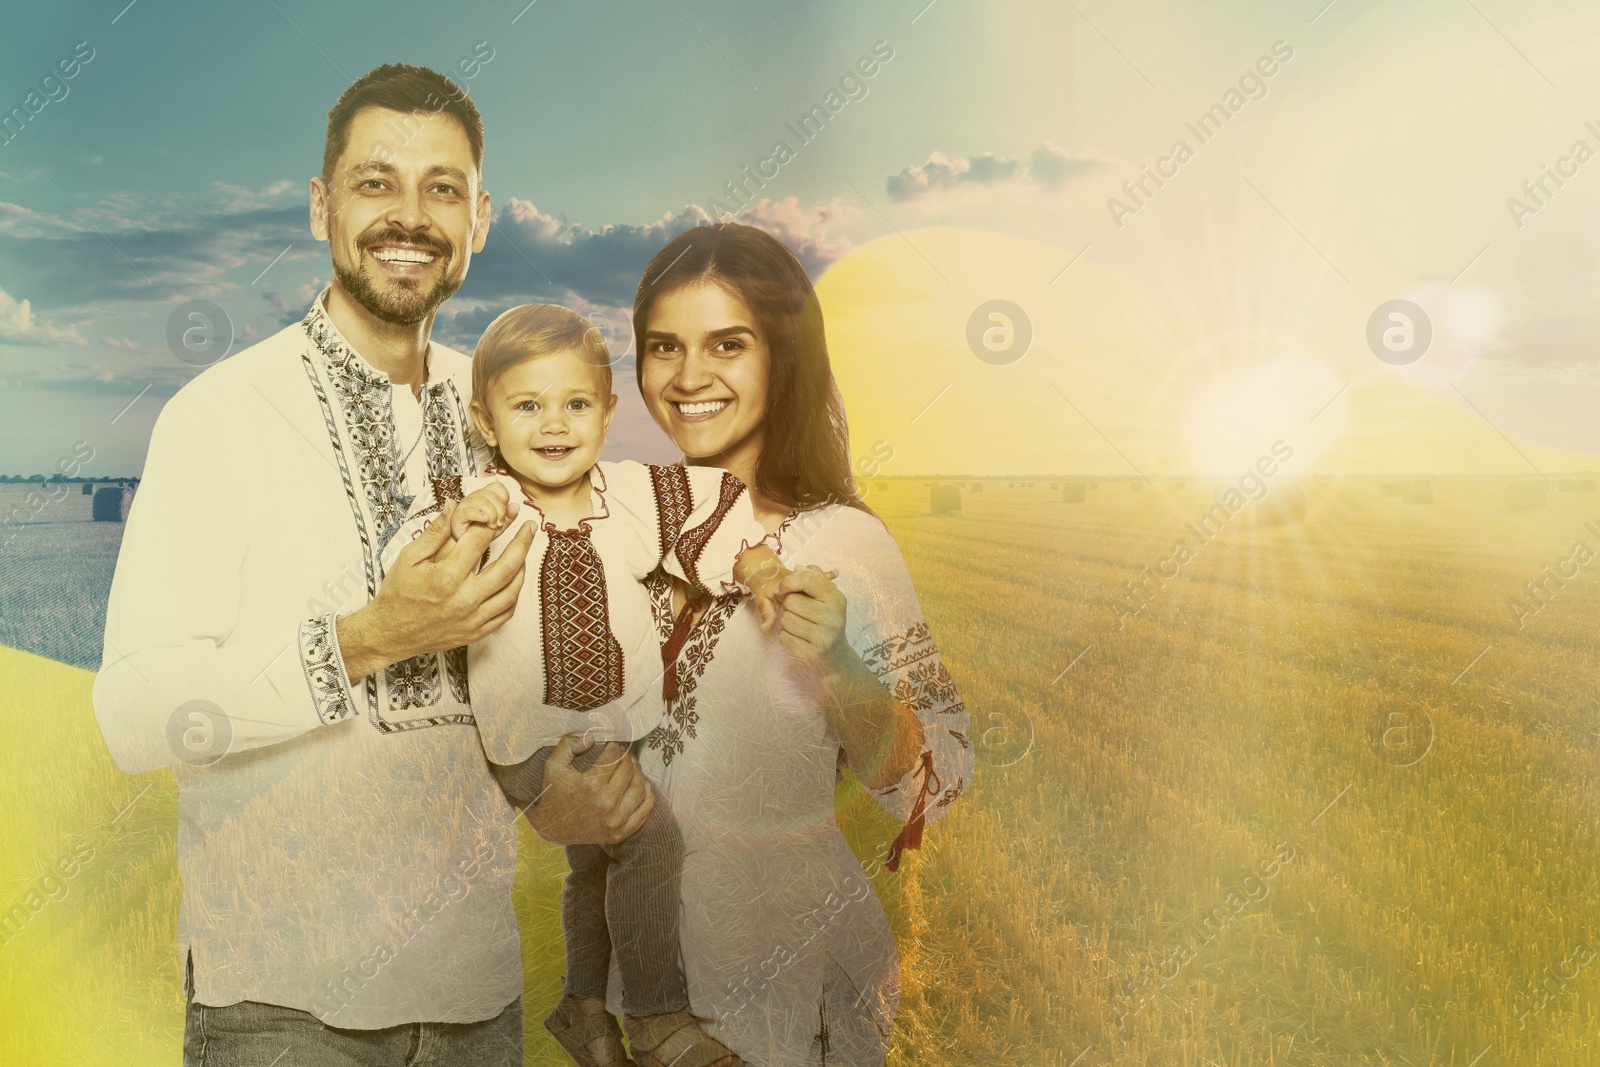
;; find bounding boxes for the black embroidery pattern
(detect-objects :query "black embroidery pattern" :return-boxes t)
[300,301,475,733]
[647,464,693,566]
[319,337,408,549]
[444,646,470,705]
[673,471,746,588]
[300,614,356,724]
[422,381,469,482]
[386,654,442,710]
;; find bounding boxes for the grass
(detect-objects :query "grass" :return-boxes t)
[1,477,1596,1064]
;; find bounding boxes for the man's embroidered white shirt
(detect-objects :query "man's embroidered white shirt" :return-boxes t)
[92,288,522,1027]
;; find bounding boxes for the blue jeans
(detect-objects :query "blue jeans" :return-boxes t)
[182,953,523,1066]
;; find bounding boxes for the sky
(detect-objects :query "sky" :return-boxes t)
[3,0,1600,477]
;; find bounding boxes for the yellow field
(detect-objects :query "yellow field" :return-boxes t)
[3,477,1597,1065]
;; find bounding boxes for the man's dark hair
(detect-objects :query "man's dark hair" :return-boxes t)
[322,63,484,186]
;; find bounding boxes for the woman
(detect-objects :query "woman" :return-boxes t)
[618,223,973,1066]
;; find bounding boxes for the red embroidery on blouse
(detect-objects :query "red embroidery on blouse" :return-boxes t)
[540,528,625,711]
[646,589,741,766]
[674,471,746,588]
[886,750,939,872]
[647,464,693,565]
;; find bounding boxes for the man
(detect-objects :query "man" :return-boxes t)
[93,63,653,1066]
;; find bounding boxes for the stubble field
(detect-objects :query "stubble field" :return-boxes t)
[1,477,1596,1065]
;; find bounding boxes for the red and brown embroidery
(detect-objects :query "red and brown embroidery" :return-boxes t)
[645,586,742,766]
[412,475,464,519]
[541,529,625,711]
[647,464,693,567]
[673,471,746,588]
[860,623,966,718]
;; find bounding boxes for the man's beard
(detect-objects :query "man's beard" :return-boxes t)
[333,232,460,327]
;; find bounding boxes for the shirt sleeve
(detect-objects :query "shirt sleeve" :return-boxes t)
[662,466,773,596]
[91,385,357,776]
[833,510,973,867]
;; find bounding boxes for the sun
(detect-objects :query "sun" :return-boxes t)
[1182,358,1346,476]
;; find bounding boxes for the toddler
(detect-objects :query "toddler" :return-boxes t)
[381,304,788,1067]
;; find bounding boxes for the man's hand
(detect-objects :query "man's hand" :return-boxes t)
[521,736,655,846]
[335,499,536,682]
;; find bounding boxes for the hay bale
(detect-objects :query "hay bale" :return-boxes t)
[875,481,888,492]
[1062,482,1086,503]
[970,482,983,493]
[1050,482,1059,489]
[81,483,94,495]
[92,486,125,522]
[1558,479,1597,492]
[1130,480,1143,493]
[1255,484,1307,527]
[1505,482,1547,511]
[930,485,961,515]
[1379,482,1402,497]
[1402,481,1433,504]
[1089,481,1099,489]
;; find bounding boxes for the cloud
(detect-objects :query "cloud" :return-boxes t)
[0,198,81,238]
[732,197,857,266]
[886,141,1107,202]
[210,179,298,211]
[261,277,327,329]
[0,203,309,311]
[1491,312,1600,368]
[0,287,86,347]
[444,196,856,341]
[0,183,859,377]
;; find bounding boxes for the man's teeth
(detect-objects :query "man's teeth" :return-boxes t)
[677,400,729,416]
[371,247,437,264]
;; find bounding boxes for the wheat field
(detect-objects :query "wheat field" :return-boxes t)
[2,477,1596,1065]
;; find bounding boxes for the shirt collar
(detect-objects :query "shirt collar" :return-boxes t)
[302,285,437,390]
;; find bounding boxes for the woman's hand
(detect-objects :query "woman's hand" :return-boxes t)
[774,564,925,788]
[771,564,845,663]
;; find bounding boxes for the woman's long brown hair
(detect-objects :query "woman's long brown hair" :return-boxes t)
[632,223,871,515]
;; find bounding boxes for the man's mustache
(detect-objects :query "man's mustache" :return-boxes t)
[357,229,451,256]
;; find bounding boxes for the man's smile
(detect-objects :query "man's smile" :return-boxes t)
[363,241,445,275]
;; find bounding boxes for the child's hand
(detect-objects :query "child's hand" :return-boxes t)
[450,482,517,542]
[735,544,795,632]
[750,574,785,632]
